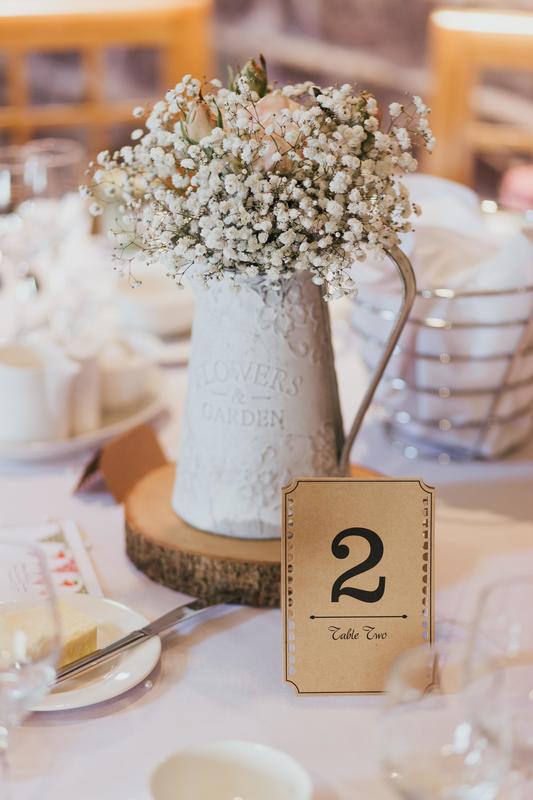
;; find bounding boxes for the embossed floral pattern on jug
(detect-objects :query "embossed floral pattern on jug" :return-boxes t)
[173,271,344,539]
[173,245,416,540]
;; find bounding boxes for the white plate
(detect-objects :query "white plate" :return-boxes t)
[0,379,166,464]
[33,595,161,712]
[116,276,195,338]
[123,328,191,368]
[150,740,313,800]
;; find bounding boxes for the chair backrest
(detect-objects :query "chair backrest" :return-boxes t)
[0,0,213,154]
[422,7,533,185]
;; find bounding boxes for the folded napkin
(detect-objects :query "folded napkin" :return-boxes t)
[352,176,533,458]
[9,330,155,443]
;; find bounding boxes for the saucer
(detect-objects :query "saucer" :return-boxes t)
[33,595,161,712]
[0,376,165,464]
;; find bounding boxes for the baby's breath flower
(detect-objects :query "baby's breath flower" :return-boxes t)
[329,171,349,194]
[413,95,429,115]
[89,202,103,217]
[394,127,411,150]
[364,116,379,132]
[389,102,403,119]
[84,72,433,299]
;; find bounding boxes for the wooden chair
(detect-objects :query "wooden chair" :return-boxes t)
[0,0,213,154]
[423,7,533,186]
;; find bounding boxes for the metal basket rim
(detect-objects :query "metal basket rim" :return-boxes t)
[415,284,533,300]
[354,298,533,330]
[376,370,533,398]
[382,399,533,430]
[351,324,533,362]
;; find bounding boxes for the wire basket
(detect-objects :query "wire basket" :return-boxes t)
[351,279,533,461]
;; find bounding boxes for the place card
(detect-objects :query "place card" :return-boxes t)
[0,520,102,598]
[282,478,434,695]
[75,424,167,501]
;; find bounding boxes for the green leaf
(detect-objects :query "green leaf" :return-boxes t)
[179,120,196,145]
[213,99,224,129]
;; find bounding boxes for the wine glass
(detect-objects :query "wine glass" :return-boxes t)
[0,138,86,259]
[380,640,510,800]
[0,143,45,324]
[0,138,88,337]
[16,138,88,255]
[468,576,533,796]
[17,139,89,297]
[0,543,60,797]
[22,137,85,198]
[0,145,35,296]
[0,146,36,215]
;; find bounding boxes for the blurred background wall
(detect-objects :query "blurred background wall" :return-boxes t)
[0,0,531,196]
[217,0,533,194]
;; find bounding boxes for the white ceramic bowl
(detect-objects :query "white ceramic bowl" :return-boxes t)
[98,339,156,412]
[100,357,154,412]
[150,740,313,800]
[116,276,194,338]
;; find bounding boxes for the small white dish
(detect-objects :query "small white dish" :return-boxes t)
[116,276,194,338]
[0,373,165,464]
[99,340,155,412]
[150,740,313,800]
[122,328,191,368]
[33,595,161,712]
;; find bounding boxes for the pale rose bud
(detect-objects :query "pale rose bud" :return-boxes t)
[251,92,302,172]
[185,101,217,143]
[233,56,268,98]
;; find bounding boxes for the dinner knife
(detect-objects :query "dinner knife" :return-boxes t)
[55,600,212,684]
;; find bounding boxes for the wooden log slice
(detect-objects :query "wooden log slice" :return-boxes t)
[125,462,380,608]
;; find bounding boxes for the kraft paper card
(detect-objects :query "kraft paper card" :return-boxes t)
[282,478,434,695]
[76,424,167,501]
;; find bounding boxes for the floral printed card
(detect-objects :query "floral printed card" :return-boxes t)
[0,521,102,598]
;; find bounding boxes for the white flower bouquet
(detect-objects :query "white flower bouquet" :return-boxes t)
[84,57,433,300]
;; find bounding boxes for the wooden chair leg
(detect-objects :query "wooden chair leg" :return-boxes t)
[6,51,31,144]
[422,25,476,185]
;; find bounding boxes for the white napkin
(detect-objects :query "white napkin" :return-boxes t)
[0,339,80,442]
[98,338,154,412]
[17,193,91,262]
[67,337,102,435]
[353,176,533,458]
[24,330,102,437]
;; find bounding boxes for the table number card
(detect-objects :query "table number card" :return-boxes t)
[282,478,434,695]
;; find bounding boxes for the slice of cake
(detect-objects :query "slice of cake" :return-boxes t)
[0,600,97,668]
[57,601,98,667]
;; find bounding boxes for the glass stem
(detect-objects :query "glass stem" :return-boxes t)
[0,727,10,800]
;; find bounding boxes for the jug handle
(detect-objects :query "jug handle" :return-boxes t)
[339,245,417,474]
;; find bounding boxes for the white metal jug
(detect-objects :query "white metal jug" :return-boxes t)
[173,247,415,539]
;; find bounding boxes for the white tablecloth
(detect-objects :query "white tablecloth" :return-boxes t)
[1,341,533,800]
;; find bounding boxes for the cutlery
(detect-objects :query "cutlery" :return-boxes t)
[55,599,213,684]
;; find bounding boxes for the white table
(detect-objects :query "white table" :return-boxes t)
[1,343,533,800]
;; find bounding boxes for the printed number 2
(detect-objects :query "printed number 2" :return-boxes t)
[331,527,386,603]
